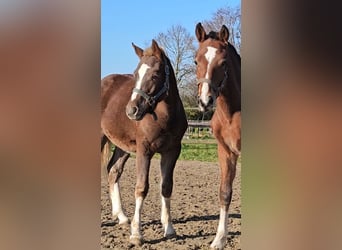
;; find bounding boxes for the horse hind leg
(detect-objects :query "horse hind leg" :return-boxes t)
[210,145,237,250]
[101,135,111,170]
[107,146,130,224]
[159,145,181,238]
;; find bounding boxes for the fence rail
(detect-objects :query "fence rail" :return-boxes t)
[187,120,211,128]
[185,120,213,139]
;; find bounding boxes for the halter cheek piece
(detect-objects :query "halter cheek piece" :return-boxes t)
[132,60,170,109]
[196,70,228,95]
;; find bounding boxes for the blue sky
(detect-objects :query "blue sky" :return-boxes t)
[101,0,240,77]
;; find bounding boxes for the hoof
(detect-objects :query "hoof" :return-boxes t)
[118,217,130,225]
[163,224,176,239]
[210,241,224,250]
[129,235,143,246]
[164,227,176,239]
[113,213,129,225]
[164,231,176,239]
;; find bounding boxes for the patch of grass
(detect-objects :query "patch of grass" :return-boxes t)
[109,140,219,163]
[179,142,217,162]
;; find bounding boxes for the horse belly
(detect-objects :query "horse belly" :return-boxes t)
[101,113,137,153]
[110,135,137,153]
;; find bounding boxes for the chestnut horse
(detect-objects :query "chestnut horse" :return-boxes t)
[101,40,187,246]
[195,23,241,249]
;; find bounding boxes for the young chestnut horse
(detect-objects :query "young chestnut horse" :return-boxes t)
[101,40,187,246]
[195,23,241,249]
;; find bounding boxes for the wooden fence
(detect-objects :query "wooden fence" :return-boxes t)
[185,120,213,139]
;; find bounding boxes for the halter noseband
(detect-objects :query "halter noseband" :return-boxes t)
[196,70,228,94]
[132,60,170,108]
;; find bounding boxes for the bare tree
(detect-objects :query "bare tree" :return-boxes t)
[154,25,198,107]
[152,6,241,111]
[202,5,241,52]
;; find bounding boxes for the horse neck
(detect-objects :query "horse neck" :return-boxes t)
[163,57,180,103]
[217,45,241,116]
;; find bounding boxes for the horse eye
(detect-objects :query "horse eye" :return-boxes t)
[221,60,227,67]
[194,60,198,65]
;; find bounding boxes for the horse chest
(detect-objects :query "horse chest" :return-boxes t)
[211,113,241,155]
[150,136,168,152]
[139,129,171,152]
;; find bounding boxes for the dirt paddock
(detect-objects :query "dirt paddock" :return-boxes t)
[101,158,241,249]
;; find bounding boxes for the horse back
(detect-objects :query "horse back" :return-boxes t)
[101,74,133,113]
[101,74,138,152]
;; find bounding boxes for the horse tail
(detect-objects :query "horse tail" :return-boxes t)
[101,134,112,172]
[101,134,108,152]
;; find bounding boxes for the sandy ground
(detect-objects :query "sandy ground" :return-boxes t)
[101,158,241,249]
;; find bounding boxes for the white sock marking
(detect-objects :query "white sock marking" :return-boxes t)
[110,182,128,224]
[131,197,143,237]
[217,207,228,237]
[131,63,150,101]
[161,196,175,236]
[211,207,228,249]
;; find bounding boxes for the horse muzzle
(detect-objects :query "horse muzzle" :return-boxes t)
[198,95,214,112]
[126,103,144,121]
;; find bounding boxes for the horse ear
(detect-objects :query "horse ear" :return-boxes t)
[195,22,207,42]
[219,25,230,43]
[151,39,162,60]
[132,42,144,58]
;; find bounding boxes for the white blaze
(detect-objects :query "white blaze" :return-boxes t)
[200,46,217,104]
[131,63,150,101]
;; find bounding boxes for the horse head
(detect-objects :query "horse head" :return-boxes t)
[194,23,230,112]
[126,40,169,121]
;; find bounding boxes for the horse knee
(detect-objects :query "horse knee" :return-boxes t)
[135,183,149,198]
[219,189,232,206]
[161,181,173,198]
[108,166,123,184]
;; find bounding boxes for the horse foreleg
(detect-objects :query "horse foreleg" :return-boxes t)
[160,145,181,238]
[130,153,151,246]
[107,147,130,224]
[211,145,237,250]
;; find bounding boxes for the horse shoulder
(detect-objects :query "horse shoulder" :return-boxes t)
[228,111,241,153]
[230,111,241,134]
[211,111,241,155]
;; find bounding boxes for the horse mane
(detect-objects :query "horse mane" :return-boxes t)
[207,31,219,40]
[143,47,154,56]
[143,46,167,57]
[142,46,170,69]
[227,43,241,65]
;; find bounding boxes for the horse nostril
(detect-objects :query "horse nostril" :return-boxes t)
[208,96,214,105]
[127,105,138,116]
[131,106,138,115]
